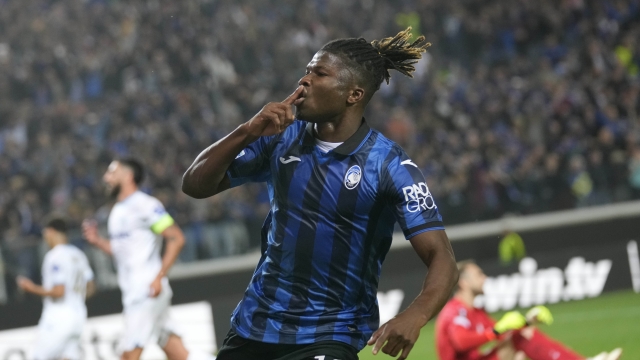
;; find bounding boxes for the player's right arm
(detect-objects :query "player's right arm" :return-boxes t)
[16,276,65,298]
[82,220,112,255]
[86,280,96,298]
[182,86,303,199]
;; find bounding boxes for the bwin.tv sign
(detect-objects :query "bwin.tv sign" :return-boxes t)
[475,257,612,312]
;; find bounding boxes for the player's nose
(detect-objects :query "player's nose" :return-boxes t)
[298,74,311,87]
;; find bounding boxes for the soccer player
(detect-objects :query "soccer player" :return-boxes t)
[182,27,458,360]
[83,159,208,360]
[435,260,622,360]
[17,216,95,360]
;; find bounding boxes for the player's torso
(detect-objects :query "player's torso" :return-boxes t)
[108,193,162,265]
[263,126,396,287]
[107,192,163,296]
[436,300,495,360]
[271,137,384,231]
[42,245,88,312]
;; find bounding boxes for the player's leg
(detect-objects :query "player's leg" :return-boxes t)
[161,332,188,360]
[59,332,83,360]
[121,347,144,360]
[511,327,584,360]
[33,312,75,360]
[118,301,156,360]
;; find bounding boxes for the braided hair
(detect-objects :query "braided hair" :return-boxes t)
[320,27,430,97]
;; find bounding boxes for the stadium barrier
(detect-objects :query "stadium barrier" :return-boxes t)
[0,200,639,353]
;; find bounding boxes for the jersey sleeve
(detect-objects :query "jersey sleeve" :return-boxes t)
[444,306,496,352]
[382,150,444,239]
[144,197,175,235]
[83,255,95,282]
[226,134,275,188]
[48,259,67,286]
[448,323,496,352]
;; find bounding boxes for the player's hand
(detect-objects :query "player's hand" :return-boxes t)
[494,311,527,334]
[526,305,553,325]
[16,276,36,292]
[244,86,303,137]
[82,219,100,245]
[149,276,162,298]
[367,309,425,359]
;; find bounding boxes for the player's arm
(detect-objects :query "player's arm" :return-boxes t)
[82,220,112,255]
[181,86,303,199]
[448,323,498,352]
[86,280,96,298]
[369,230,458,359]
[16,276,65,299]
[149,214,185,297]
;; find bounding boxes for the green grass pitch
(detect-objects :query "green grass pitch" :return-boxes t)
[358,290,639,359]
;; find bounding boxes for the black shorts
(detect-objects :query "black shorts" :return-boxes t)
[216,329,359,360]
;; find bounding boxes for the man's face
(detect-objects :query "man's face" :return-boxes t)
[460,263,487,296]
[42,227,55,247]
[103,161,129,198]
[295,51,355,122]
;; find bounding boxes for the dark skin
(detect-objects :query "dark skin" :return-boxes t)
[183,51,458,359]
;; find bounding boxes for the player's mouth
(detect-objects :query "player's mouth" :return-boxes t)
[293,89,307,106]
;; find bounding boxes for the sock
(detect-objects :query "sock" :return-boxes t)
[511,329,584,360]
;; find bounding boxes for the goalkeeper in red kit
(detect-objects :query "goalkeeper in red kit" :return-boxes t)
[435,261,622,360]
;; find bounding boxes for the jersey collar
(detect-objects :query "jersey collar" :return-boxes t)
[302,118,371,155]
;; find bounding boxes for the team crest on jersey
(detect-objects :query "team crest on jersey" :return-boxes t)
[344,165,362,190]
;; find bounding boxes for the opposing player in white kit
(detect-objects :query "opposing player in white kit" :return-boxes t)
[82,158,207,360]
[17,216,95,360]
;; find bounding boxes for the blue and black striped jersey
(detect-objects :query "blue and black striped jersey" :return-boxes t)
[226,119,444,350]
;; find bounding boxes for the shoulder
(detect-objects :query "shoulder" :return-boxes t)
[369,130,410,164]
[439,299,464,319]
[46,246,68,264]
[134,191,164,210]
[67,245,88,260]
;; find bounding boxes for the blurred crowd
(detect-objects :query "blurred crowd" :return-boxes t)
[0,0,639,302]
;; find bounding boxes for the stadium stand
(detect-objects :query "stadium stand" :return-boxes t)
[0,0,639,303]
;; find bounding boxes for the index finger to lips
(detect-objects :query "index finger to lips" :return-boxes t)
[281,86,303,105]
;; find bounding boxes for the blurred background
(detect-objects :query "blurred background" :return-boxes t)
[0,0,639,358]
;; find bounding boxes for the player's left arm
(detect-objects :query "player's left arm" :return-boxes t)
[369,230,457,359]
[149,222,185,297]
[370,153,458,359]
[16,276,65,299]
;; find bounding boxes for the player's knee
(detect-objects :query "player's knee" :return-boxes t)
[121,348,143,360]
[162,334,189,360]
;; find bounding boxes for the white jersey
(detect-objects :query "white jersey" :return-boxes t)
[108,191,175,307]
[41,244,93,314]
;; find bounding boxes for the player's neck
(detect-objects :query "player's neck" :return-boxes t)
[454,291,475,308]
[117,184,138,202]
[313,111,363,143]
[48,237,67,248]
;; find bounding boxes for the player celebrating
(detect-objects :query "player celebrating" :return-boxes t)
[435,260,622,360]
[182,27,458,360]
[17,216,95,360]
[83,159,205,360]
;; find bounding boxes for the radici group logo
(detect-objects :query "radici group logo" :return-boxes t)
[401,182,437,212]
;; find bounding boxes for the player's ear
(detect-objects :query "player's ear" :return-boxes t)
[347,86,365,105]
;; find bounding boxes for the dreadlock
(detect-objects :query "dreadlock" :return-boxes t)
[320,27,431,96]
